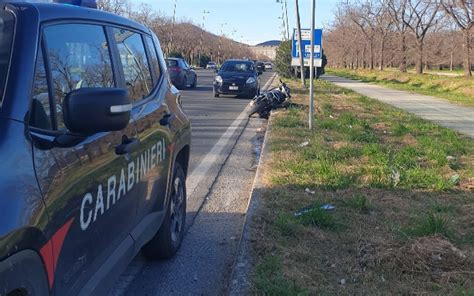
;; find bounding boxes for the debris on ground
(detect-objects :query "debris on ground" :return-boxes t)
[298,140,310,147]
[321,204,335,210]
[390,169,401,187]
[294,204,335,217]
[305,188,316,195]
[449,174,460,185]
[378,236,471,280]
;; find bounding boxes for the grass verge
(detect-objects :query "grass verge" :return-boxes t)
[250,78,474,295]
[326,68,474,107]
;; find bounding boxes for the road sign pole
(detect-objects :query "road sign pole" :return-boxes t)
[309,0,316,129]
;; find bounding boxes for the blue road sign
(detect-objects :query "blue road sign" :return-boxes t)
[292,28,323,59]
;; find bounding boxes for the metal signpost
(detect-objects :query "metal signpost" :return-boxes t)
[309,0,316,130]
[290,24,322,130]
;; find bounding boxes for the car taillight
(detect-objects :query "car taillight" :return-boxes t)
[169,67,181,73]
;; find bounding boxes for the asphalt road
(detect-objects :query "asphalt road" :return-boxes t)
[110,69,275,295]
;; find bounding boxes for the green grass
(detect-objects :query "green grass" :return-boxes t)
[252,78,474,295]
[344,194,372,213]
[326,68,474,107]
[403,212,452,238]
[297,205,338,230]
[253,256,307,295]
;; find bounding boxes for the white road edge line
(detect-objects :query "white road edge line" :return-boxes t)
[111,72,276,296]
[186,73,277,197]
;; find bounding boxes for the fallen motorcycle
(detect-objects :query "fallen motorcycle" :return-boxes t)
[248,79,291,118]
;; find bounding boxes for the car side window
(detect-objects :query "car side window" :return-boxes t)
[113,28,153,102]
[144,36,162,84]
[30,48,52,130]
[44,24,114,130]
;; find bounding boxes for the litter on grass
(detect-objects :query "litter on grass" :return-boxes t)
[305,188,316,195]
[321,204,336,210]
[449,174,460,185]
[299,140,310,147]
[294,204,336,217]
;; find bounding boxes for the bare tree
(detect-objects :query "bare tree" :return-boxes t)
[346,0,379,69]
[441,0,473,77]
[388,0,414,72]
[402,0,442,74]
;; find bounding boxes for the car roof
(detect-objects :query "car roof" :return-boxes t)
[4,1,150,34]
[223,59,253,63]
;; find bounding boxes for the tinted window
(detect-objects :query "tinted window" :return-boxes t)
[144,36,162,83]
[30,49,52,130]
[44,24,114,130]
[166,59,178,67]
[220,61,254,72]
[0,11,14,102]
[114,29,153,102]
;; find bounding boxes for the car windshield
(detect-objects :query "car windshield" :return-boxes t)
[0,11,14,103]
[220,61,254,72]
[166,59,178,67]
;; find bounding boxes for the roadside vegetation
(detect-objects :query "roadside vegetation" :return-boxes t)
[326,68,474,107]
[251,78,474,295]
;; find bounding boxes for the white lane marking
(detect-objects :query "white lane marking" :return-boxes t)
[110,72,276,296]
[186,73,277,197]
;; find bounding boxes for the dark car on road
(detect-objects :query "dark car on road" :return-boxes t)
[213,59,261,99]
[165,57,197,89]
[255,61,265,74]
[0,1,191,295]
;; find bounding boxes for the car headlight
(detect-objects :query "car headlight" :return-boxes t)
[246,77,256,84]
[215,75,223,84]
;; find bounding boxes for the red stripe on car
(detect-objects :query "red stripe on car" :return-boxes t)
[39,218,75,289]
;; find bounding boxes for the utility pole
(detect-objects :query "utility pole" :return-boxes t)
[277,0,290,40]
[168,0,178,55]
[309,0,316,130]
[218,22,226,65]
[284,0,290,40]
[230,28,237,58]
[199,10,210,67]
[295,0,305,87]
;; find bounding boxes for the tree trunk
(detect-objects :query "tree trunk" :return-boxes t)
[399,34,407,72]
[415,40,423,74]
[379,36,385,71]
[295,0,306,87]
[369,40,374,70]
[362,47,366,69]
[463,29,472,77]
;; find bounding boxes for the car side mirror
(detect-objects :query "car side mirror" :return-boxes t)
[64,88,131,136]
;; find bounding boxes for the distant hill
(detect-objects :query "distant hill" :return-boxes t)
[255,40,281,47]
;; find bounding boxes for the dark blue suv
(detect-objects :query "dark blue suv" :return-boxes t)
[0,1,191,295]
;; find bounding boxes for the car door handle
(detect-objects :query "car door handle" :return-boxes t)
[159,113,175,126]
[115,137,140,156]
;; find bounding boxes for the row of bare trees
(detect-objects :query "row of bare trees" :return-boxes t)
[325,0,473,77]
[97,0,259,65]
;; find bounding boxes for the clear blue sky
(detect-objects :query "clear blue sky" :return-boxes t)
[131,0,337,45]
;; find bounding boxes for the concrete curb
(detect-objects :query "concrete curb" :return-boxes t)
[227,79,279,295]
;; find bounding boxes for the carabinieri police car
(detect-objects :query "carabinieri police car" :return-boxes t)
[0,0,191,294]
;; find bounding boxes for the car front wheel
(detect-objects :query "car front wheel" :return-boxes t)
[142,162,186,259]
